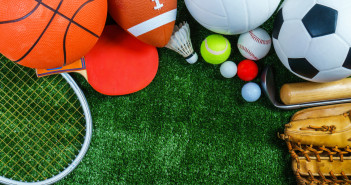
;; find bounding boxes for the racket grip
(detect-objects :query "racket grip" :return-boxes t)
[280,78,351,105]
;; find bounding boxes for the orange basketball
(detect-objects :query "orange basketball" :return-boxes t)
[0,0,107,69]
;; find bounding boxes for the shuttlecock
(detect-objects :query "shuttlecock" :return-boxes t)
[165,22,198,64]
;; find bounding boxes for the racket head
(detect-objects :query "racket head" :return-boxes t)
[0,57,92,185]
[85,24,159,95]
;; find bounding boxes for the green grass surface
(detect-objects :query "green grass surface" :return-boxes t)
[1,1,305,184]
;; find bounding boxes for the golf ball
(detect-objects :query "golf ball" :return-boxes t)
[220,61,237,78]
[241,82,261,102]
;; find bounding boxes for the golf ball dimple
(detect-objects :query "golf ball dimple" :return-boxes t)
[220,61,237,78]
[241,82,261,102]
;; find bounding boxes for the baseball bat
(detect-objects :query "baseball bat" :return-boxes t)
[280,78,351,105]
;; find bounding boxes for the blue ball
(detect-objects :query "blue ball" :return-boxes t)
[241,82,261,102]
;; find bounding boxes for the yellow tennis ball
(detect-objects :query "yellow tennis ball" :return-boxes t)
[200,34,231,64]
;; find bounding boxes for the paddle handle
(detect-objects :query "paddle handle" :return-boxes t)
[280,78,351,105]
[75,70,88,81]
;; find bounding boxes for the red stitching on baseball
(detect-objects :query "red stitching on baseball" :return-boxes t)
[237,44,259,60]
[249,31,271,45]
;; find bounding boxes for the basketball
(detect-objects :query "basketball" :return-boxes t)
[0,0,107,69]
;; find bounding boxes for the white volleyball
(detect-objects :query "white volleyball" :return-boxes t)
[184,0,280,35]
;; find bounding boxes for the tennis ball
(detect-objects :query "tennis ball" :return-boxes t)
[200,34,231,64]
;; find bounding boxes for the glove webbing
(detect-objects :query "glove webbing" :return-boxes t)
[281,138,351,184]
[296,169,351,184]
[283,138,351,162]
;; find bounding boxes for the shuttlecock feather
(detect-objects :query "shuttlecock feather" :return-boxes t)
[165,22,198,64]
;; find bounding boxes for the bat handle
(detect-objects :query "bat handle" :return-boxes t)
[280,78,351,105]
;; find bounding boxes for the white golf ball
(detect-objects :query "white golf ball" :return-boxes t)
[241,82,261,102]
[220,61,237,78]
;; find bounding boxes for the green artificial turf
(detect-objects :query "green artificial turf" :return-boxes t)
[1,1,306,184]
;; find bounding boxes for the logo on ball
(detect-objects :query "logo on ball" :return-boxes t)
[152,0,164,10]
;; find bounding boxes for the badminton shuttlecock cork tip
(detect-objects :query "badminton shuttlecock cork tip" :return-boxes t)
[165,22,198,64]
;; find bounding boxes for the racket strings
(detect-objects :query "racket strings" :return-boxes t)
[0,77,85,181]
[0,57,86,182]
[2,65,81,124]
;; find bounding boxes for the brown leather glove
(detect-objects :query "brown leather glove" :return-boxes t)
[279,103,351,184]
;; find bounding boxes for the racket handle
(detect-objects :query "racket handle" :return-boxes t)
[280,78,351,105]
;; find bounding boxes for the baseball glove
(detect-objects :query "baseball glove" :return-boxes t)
[279,103,351,185]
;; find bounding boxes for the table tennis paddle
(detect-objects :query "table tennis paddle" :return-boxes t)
[37,24,159,96]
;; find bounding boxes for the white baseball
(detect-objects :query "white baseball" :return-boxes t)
[237,28,272,61]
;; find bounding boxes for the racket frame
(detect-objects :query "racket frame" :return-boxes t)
[0,73,93,185]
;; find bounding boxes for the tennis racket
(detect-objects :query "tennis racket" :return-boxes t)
[0,56,92,185]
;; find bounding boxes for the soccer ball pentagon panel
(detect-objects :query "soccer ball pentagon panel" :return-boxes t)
[272,0,351,82]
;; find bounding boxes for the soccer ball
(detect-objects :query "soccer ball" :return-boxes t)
[273,0,351,82]
[184,0,280,35]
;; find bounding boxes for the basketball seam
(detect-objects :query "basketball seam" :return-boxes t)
[0,2,41,24]
[237,44,259,60]
[63,0,95,66]
[249,31,271,45]
[9,0,99,65]
[39,0,99,38]
[14,0,65,63]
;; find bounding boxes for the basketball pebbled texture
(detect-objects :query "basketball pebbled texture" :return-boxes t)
[0,0,107,69]
[108,0,177,47]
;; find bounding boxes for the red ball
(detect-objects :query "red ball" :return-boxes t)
[237,60,258,81]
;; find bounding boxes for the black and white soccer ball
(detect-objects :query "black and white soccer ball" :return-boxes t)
[273,0,351,82]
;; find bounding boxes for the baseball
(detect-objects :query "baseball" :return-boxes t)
[237,28,272,61]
